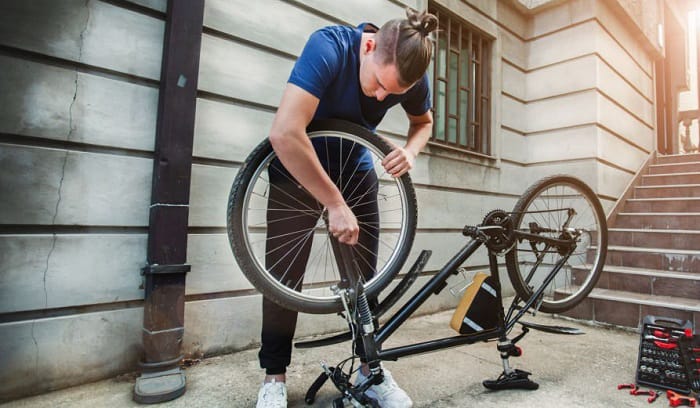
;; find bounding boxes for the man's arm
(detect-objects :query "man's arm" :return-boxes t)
[381,110,433,177]
[268,83,360,244]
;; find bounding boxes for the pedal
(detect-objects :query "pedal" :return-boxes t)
[483,369,539,391]
[518,320,584,335]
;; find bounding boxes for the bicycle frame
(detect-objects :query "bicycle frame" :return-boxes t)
[333,223,576,363]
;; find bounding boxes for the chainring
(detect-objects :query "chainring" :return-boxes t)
[481,209,516,254]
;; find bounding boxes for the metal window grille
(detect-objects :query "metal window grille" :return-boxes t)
[428,5,491,154]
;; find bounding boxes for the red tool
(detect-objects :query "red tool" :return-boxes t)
[654,340,678,350]
[630,387,660,403]
[645,334,678,343]
[654,330,671,338]
[667,390,697,407]
[618,383,636,390]
[647,391,661,403]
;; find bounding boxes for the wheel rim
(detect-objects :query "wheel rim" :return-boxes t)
[238,130,413,308]
[511,180,605,306]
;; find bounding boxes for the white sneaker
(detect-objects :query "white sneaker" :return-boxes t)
[357,367,413,408]
[256,379,287,408]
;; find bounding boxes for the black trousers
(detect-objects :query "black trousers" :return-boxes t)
[259,160,379,375]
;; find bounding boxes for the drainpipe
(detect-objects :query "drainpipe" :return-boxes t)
[133,0,205,403]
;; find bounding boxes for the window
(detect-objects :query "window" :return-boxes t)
[428,5,491,155]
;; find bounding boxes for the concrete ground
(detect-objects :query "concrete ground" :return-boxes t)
[1,310,651,408]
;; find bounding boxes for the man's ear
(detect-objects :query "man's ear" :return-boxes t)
[364,38,376,54]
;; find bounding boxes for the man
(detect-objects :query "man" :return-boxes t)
[256,9,438,407]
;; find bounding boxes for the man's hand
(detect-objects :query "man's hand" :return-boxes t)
[327,203,359,245]
[382,146,416,177]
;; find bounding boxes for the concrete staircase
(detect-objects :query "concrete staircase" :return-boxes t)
[563,153,700,329]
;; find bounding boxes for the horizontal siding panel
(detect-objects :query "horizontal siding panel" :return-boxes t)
[528,0,596,39]
[432,0,499,38]
[525,55,597,101]
[502,61,526,101]
[0,235,145,313]
[596,0,653,76]
[204,0,329,57]
[0,0,164,80]
[0,56,157,151]
[198,33,292,108]
[295,0,414,26]
[597,126,650,170]
[527,20,597,69]
[501,95,526,133]
[597,93,654,151]
[597,159,636,201]
[376,105,412,136]
[496,1,528,39]
[0,145,151,226]
[189,163,238,227]
[523,125,599,164]
[186,233,250,295]
[525,158,618,198]
[500,28,527,68]
[193,99,273,162]
[597,58,653,125]
[500,127,528,164]
[416,187,516,229]
[0,308,143,401]
[595,24,653,99]
[524,90,597,133]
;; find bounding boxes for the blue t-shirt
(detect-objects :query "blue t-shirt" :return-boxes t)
[288,23,432,171]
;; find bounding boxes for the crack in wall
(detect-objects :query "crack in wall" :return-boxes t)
[29,0,92,379]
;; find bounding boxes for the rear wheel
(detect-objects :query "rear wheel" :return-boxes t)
[505,175,608,313]
[227,120,418,314]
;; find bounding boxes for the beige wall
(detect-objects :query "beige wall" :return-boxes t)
[0,0,659,401]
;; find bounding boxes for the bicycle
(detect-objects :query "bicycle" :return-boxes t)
[227,119,608,407]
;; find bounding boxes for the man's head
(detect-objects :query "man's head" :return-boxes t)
[359,9,438,101]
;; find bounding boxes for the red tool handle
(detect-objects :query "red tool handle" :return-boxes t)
[667,390,697,407]
[654,330,670,338]
[655,340,678,349]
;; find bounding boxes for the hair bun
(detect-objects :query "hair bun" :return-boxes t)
[406,8,438,37]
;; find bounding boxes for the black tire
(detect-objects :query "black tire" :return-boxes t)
[505,175,608,313]
[227,119,418,314]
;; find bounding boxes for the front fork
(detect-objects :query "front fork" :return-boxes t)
[329,236,384,405]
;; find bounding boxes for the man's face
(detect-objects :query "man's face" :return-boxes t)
[359,51,411,102]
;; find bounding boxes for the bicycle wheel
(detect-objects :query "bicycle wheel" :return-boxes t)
[227,119,417,314]
[505,175,607,313]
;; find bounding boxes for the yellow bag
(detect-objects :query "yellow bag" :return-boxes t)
[449,272,501,334]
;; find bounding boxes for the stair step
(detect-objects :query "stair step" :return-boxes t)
[623,197,700,212]
[642,172,700,186]
[649,161,700,174]
[634,184,700,198]
[591,265,700,297]
[561,288,700,328]
[606,245,700,271]
[615,212,700,229]
[656,153,700,165]
[608,228,700,250]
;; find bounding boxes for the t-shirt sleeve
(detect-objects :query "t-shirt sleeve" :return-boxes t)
[288,29,342,99]
[401,73,432,116]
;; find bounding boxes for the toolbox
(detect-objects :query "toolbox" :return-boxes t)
[636,315,694,394]
[679,332,700,394]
